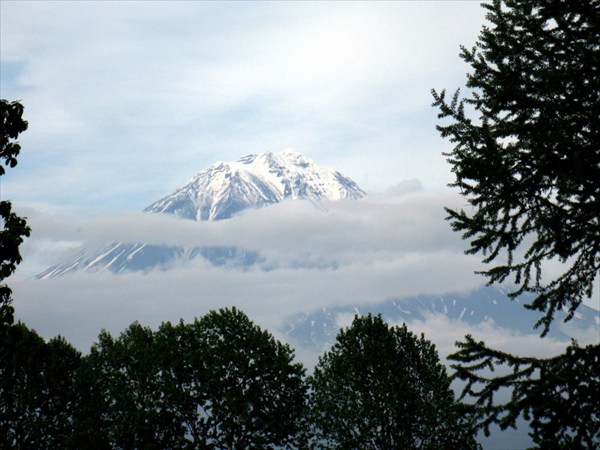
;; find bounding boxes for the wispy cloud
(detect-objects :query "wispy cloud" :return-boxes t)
[18,187,472,270]
[15,183,597,356]
[13,188,484,351]
[1,1,486,213]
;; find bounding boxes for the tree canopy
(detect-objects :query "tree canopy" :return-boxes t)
[308,314,479,450]
[451,335,599,448]
[0,323,81,450]
[0,99,31,326]
[433,1,600,447]
[82,308,307,449]
[432,0,599,334]
[0,100,27,176]
[172,307,307,449]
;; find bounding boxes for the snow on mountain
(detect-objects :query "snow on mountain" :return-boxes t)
[36,150,364,278]
[36,243,263,279]
[281,286,600,354]
[145,149,365,221]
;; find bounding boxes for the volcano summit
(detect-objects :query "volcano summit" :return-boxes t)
[37,150,365,278]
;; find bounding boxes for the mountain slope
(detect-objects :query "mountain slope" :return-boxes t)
[145,149,365,221]
[37,150,365,278]
[282,286,600,354]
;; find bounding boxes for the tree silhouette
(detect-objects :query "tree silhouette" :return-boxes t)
[432,0,599,335]
[0,323,81,449]
[0,99,31,326]
[309,314,479,449]
[83,309,307,449]
[433,1,600,447]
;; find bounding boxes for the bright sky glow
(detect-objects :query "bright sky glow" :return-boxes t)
[1,1,486,214]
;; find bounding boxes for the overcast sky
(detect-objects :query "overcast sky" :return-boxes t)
[1,1,488,214]
[2,0,597,400]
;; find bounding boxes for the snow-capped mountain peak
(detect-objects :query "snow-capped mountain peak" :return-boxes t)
[37,149,365,278]
[144,149,365,221]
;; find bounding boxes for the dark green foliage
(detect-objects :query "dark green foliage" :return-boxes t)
[82,322,183,449]
[0,100,31,326]
[174,307,307,449]
[433,1,600,448]
[0,100,27,176]
[308,314,479,450]
[84,308,307,449]
[0,322,81,449]
[0,100,82,449]
[432,0,600,334]
[451,336,600,448]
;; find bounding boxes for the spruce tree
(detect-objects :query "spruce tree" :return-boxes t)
[432,1,599,447]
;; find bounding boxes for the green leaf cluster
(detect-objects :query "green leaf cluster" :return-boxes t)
[0,100,27,176]
[1,311,481,450]
[451,336,599,447]
[0,100,31,326]
[433,1,600,448]
[432,0,600,334]
[0,324,81,450]
[78,308,307,449]
[308,314,480,450]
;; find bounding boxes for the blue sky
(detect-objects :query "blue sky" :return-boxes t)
[1,1,486,215]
